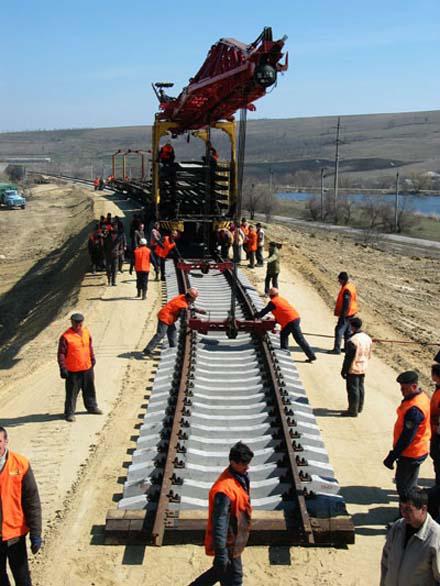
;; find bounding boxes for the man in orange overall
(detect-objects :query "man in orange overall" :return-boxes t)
[328,271,359,355]
[255,288,316,362]
[190,442,253,586]
[133,238,151,300]
[143,288,205,356]
[57,313,102,422]
[154,231,177,281]
[0,426,42,585]
[246,225,258,269]
[383,371,431,497]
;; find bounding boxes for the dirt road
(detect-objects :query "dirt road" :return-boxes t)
[1,194,437,585]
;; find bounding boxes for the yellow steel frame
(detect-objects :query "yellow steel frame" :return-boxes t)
[152,116,237,223]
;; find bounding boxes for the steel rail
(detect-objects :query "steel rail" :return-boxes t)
[221,261,315,544]
[151,262,191,546]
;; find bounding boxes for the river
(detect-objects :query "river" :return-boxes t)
[278,192,440,217]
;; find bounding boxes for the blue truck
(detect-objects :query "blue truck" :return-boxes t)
[0,183,26,209]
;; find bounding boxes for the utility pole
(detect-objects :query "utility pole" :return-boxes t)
[269,166,273,194]
[394,171,400,233]
[333,116,341,212]
[320,167,327,221]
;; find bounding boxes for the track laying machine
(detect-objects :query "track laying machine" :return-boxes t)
[108,27,287,249]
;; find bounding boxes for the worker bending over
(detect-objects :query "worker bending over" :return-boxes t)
[383,371,430,497]
[255,288,316,362]
[328,271,359,354]
[143,288,206,357]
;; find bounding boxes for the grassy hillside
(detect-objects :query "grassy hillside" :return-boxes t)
[1,110,439,187]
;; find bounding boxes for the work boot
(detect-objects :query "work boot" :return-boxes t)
[136,289,141,298]
[88,408,103,415]
[341,410,358,417]
[327,348,341,355]
[65,414,76,422]
[142,290,147,300]
[155,273,159,281]
[305,356,317,363]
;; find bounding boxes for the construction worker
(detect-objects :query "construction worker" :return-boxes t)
[191,442,253,586]
[93,177,100,191]
[87,224,104,274]
[217,228,233,259]
[149,222,162,281]
[255,222,265,266]
[231,223,244,263]
[430,363,440,484]
[143,288,206,356]
[58,313,102,422]
[103,226,124,286]
[240,218,249,260]
[340,317,373,417]
[328,271,359,354]
[154,231,177,281]
[158,142,175,166]
[129,221,145,275]
[381,488,440,585]
[264,242,281,295]
[383,371,431,497]
[0,426,42,585]
[255,288,316,362]
[246,225,258,268]
[133,238,151,300]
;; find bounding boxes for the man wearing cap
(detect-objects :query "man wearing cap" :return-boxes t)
[254,288,316,362]
[328,271,359,355]
[57,314,102,422]
[143,289,206,356]
[133,238,151,300]
[340,317,373,417]
[383,371,431,497]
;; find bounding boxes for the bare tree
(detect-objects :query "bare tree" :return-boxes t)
[242,180,264,219]
[260,191,279,223]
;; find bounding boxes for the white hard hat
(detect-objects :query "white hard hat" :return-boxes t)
[139,238,147,245]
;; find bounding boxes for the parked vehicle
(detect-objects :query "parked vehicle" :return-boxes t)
[1,189,26,209]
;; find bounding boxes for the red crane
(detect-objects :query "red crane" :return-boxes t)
[153,27,288,134]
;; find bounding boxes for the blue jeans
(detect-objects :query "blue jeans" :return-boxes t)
[334,316,353,351]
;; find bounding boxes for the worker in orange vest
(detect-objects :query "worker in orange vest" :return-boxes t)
[383,371,431,497]
[143,288,206,357]
[430,363,440,484]
[0,426,42,584]
[328,271,359,355]
[190,442,253,586]
[255,288,316,362]
[57,313,102,422]
[154,231,178,281]
[246,225,258,269]
[93,177,100,191]
[133,238,151,300]
[158,142,175,165]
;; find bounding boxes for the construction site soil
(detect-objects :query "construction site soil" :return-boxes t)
[0,184,439,585]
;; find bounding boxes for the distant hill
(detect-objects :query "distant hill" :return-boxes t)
[1,110,439,187]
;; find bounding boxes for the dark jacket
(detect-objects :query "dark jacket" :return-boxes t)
[0,452,42,543]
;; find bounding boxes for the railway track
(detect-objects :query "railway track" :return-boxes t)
[105,259,354,546]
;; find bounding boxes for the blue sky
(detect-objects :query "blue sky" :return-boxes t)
[2,0,439,131]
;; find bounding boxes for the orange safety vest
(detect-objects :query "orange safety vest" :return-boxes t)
[393,391,431,458]
[134,246,151,272]
[430,386,440,435]
[205,468,252,558]
[159,144,174,161]
[334,282,359,317]
[0,451,30,541]
[270,295,300,328]
[62,327,92,372]
[247,230,258,252]
[155,236,176,259]
[158,294,189,325]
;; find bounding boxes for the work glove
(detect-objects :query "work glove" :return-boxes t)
[60,368,68,380]
[30,534,43,554]
[383,452,395,470]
